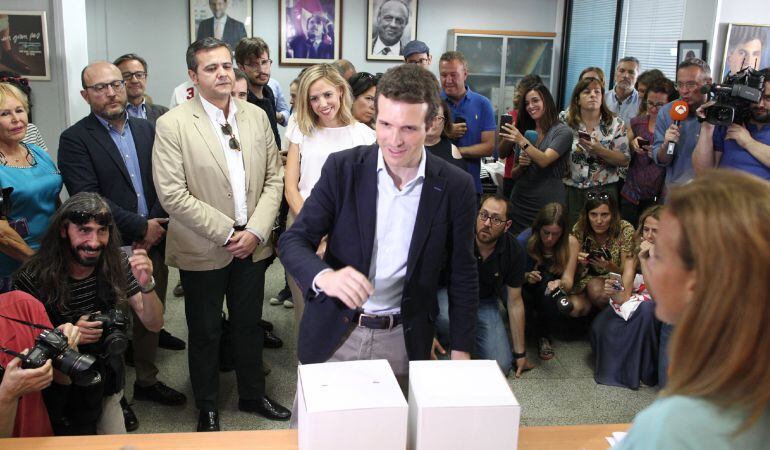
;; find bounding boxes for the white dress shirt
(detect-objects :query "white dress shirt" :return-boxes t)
[372,37,401,56]
[213,15,227,40]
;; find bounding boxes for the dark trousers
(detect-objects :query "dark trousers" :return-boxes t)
[180,257,267,411]
[132,245,169,387]
[620,197,658,229]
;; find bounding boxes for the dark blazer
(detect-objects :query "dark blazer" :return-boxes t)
[58,113,166,244]
[196,16,247,50]
[145,103,168,126]
[279,144,479,364]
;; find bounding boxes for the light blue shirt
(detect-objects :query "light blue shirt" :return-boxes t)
[365,147,427,314]
[606,88,640,126]
[95,115,148,217]
[617,395,770,449]
[652,102,701,189]
[125,100,147,120]
[268,78,290,127]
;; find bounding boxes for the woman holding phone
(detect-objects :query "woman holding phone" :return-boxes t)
[499,84,572,235]
[617,171,770,448]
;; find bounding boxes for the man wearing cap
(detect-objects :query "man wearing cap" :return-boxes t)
[403,40,431,68]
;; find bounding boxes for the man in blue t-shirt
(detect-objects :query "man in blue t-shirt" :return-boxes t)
[692,68,770,181]
[439,51,496,195]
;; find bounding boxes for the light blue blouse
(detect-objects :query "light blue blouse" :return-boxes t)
[0,143,62,277]
[617,395,770,449]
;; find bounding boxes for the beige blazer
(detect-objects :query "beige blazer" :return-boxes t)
[152,95,283,271]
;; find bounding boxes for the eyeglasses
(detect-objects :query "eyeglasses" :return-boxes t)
[220,122,241,151]
[435,115,446,122]
[122,71,147,81]
[586,191,610,201]
[478,210,506,227]
[407,58,430,65]
[65,211,113,226]
[646,101,666,109]
[84,80,125,94]
[0,76,29,87]
[675,81,700,91]
[244,59,272,70]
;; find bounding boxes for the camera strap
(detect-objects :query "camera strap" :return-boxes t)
[0,312,53,331]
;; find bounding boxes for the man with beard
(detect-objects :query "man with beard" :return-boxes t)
[58,61,186,432]
[235,37,281,147]
[113,54,169,125]
[606,56,641,126]
[435,194,531,378]
[693,67,770,180]
[371,0,410,56]
[12,192,164,435]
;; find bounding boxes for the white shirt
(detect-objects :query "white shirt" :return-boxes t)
[364,147,426,313]
[199,95,248,227]
[213,15,227,40]
[170,80,195,109]
[286,115,376,200]
[372,37,401,56]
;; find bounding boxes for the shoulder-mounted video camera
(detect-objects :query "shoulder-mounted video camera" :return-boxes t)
[702,66,766,126]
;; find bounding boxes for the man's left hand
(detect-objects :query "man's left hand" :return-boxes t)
[514,356,535,378]
[128,249,154,286]
[726,124,753,148]
[225,231,259,259]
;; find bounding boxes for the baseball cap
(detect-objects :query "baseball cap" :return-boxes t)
[403,40,430,58]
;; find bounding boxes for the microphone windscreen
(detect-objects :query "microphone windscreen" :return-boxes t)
[670,100,689,121]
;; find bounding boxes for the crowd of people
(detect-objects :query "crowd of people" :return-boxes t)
[0,29,768,448]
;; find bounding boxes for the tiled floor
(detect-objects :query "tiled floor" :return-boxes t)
[124,262,657,433]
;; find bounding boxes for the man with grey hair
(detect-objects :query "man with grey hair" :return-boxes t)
[332,58,356,79]
[606,56,641,125]
[371,0,410,56]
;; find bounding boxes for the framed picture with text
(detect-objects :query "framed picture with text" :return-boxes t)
[0,11,50,80]
[280,0,341,65]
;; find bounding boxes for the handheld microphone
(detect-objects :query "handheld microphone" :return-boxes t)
[516,129,539,166]
[667,101,689,156]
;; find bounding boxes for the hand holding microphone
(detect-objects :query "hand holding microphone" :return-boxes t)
[516,129,539,168]
[666,100,689,156]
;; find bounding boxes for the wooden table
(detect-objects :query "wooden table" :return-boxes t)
[0,424,630,449]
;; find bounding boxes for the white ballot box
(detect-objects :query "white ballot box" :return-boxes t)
[407,360,520,450]
[298,359,408,450]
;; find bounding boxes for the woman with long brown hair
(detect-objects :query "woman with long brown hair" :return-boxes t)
[617,171,770,448]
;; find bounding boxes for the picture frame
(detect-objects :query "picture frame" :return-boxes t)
[676,40,707,64]
[280,0,341,66]
[367,0,418,61]
[0,11,50,81]
[721,23,770,78]
[189,0,252,51]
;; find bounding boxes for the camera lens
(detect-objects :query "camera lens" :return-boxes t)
[54,349,101,387]
[102,332,129,356]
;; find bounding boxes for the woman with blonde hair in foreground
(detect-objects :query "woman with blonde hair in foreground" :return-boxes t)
[617,170,770,448]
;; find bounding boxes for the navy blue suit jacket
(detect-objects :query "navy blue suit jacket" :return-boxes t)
[279,144,479,364]
[58,114,166,245]
[196,16,247,51]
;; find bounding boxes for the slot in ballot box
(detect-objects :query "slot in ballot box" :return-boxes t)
[407,360,521,450]
[297,360,408,450]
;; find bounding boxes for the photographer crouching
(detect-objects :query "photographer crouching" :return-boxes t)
[693,67,770,180]
[11,192,163,435]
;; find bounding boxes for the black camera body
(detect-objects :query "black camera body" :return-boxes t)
[704,67,766,126]
[22,328,100,386]
[88,309,129,357]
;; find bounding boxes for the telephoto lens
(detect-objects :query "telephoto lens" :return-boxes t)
[22,329,101,386]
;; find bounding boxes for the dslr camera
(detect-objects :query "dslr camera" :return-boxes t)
[704,66,766,126]
[88,309,129,357]
[21,328,100,386]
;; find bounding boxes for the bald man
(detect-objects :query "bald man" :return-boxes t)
[58,61,187,431]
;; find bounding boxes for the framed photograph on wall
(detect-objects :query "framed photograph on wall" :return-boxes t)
[677,40,707,64]
[189,0,252,51]
[721,23,770,77]
[280,0,341,65]
[367,0,418,61]
[0,11,50,80]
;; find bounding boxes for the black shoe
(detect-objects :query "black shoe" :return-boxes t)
[263,330,283,349]
[197,409,220,432]
[158,329,186,350]
[124,340,134,367]
[259,319,274,332]
[120,397,139,432]
[238,396,291,421]
[173,282,184,297]
[134,381,187,406]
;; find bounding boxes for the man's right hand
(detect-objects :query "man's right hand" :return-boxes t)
[448,122,467,140]
[663,124,681,149]
[143,218,169,247]
[0,354,52,402]
[75,315,104,344]
[315,266,373,309]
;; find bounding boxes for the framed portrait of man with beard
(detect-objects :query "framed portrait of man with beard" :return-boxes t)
[367,0,418,61]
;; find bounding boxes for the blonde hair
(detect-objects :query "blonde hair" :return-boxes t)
[664,170,770,431]
[0,82,29,114]
[294,64,354,136]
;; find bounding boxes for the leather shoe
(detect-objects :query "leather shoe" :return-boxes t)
[120,397,139,432]
[158,329,186,350]
[263,330,283,349]
[134,381,187,406]
[173,282,184,297]
[259,319,274,332]
[238,396,291,421]
[197,409,220,432]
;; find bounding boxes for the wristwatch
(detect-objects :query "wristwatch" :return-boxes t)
[141,276,156,294]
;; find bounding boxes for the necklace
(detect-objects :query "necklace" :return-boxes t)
[0,143,38,167]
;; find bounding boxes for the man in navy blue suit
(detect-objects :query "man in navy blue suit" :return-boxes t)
[195,0,247,51]
[279,64,479,384]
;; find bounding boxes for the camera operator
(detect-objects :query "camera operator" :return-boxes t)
[693,68,770,180]
[0,290,80,437]
[11,192,163,435]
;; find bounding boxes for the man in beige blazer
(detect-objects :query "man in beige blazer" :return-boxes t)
[152,38,289,432]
